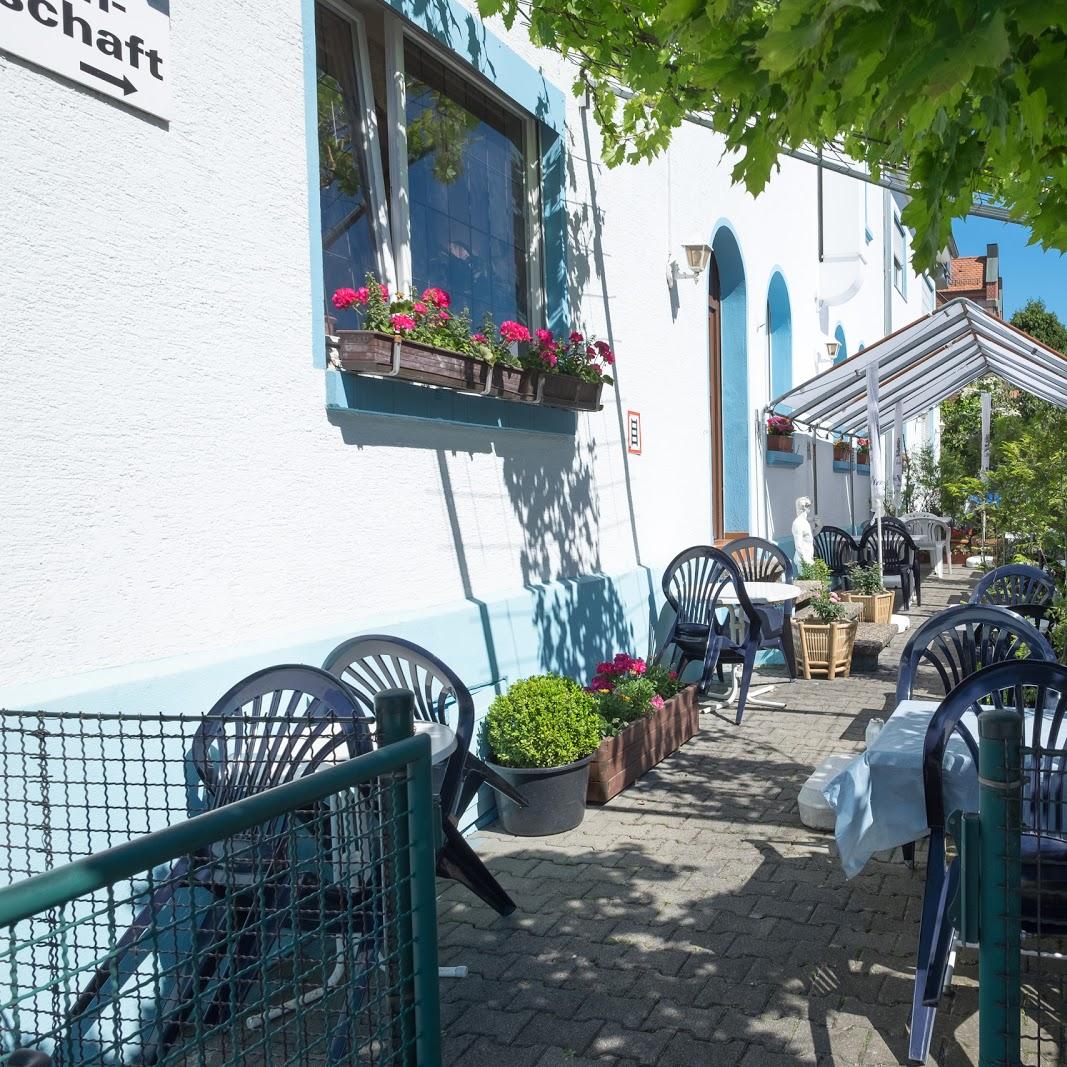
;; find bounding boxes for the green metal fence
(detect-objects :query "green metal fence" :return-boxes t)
[958,709,1067,1067]
[0,702,441,1066]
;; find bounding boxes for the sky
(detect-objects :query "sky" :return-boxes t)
[953,216,1067,322]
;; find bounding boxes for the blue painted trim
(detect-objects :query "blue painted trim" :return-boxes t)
[302,0,327,370]
[541,129,567,334]
[833,323,848,365]
[767,270,792,399]
[832,459,854,473]
[865,226,874,244]
[325,369,578,435]
[766,450,803,468]
[856,464,871,476]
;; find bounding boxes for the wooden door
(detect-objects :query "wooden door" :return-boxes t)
[708,256,725,540]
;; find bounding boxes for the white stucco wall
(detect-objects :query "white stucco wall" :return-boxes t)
[0,0,936,695]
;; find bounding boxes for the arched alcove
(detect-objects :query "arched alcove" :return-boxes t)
[767,271,792,400]
[833,323,848,364]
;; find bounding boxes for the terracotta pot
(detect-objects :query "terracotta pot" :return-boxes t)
[794,619,858,679]
[856,450,870,466]
[586,686,700,804]
[767,433,795,453]
[842,590,894,625]
[833,444,852,462]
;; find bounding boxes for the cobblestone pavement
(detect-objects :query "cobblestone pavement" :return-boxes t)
[437,571,986,1066]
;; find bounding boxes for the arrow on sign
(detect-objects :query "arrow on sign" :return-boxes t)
[79,62,137,97]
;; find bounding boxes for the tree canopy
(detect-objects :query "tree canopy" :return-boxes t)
[478,0,1067,270]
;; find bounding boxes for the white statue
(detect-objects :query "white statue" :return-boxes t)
[792,496,815,571]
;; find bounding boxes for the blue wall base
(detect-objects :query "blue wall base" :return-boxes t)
[766,450,804,468]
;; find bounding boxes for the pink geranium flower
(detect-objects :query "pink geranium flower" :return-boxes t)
[421,287,450,308]
[332,288,360,310]
[471,333,488,344]
[569,331,584,343]
[438,310,451,321]
[390,313,416,333]
[536,328,553,344]
[542,351,559,367]
[499,320,531,344]
[650,695,666,711]
[413,301,428,315]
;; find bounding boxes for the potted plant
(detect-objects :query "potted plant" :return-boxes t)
[584,655,698,804]
[795,587,858,679]
[330,277,615,413]
[843,561,894,623]
[832,438,852,462]
[484,675,603,836]
[855,437,871,466]
[766,415,796,452]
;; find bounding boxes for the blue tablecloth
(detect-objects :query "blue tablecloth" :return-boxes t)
[822,700,980,878]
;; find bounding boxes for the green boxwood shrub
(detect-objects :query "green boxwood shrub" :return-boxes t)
[485,675,603,769]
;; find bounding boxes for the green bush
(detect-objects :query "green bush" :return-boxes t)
[485,675,603,769]
[848,561,886,595]
[598,675,662,737]
[798,558,831,583]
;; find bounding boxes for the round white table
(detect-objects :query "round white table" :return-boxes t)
[703,581,803,712]
[414,720,457,766]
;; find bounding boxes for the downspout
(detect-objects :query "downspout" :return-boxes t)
[817,147,824,263]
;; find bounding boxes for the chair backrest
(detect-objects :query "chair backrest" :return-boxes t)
[725,536,795,584]
[970,564,1056,625]
[901,513,950,542]
[860,521,917,568]
[896,604,1055,703]
[192,665,374,809]
[813,526,859,573]
[322,634,475,813]
[923,659,1067,832]
[661,545,759,630]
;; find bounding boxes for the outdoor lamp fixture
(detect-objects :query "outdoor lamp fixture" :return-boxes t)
[667,243,712,285]
[824,339,840,360]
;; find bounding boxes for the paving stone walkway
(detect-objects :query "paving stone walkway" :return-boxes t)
[437,571,986,1066]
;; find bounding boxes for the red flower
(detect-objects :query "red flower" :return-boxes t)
[500,320,531,344]
[471,333,488,344]
[332,288,360,310]
[542,351,559,368]
[569,331,584,343]
[413,301,428,315]
[438,310,451,321]
[421,287,451,308]
[536,328,553,344]
[390,313,416,333]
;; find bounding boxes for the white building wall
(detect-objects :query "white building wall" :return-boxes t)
[0,0,936,698]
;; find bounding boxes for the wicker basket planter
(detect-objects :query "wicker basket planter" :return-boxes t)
[586,685,700,804]
[794,619,858,680]
[333,331,603,411]
[842,590,894,625]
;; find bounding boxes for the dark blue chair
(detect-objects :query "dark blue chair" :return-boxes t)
[861,518,921,608]
[322,634,523,916]
[656,545,795,725]
[896,604,1055,703]
[970,563,1057,631]
[909,659,1067,1063]
[813,525,859,589]
[65,666,376,1066]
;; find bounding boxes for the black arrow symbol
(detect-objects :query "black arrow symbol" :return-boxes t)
[79,62,137,96]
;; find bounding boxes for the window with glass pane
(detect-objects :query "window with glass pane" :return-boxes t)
[405,41,531,330]
[893,216,906,294]
[316,5,385,330]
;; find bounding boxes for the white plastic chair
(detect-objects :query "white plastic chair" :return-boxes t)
[900,512,952,578]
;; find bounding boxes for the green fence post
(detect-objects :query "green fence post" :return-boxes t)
[978,707,1022,1067]
[377,688,419,1065]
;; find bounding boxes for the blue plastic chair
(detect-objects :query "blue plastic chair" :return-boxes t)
[656,545,795,725]
[322,634,524,916]
[64,666,375,1066]
[813,525,859,589]
[970,563,1056,631]
[909,659,1067,1063]
[896,604,1055,703]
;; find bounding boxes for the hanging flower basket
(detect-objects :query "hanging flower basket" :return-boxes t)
[856,449,871,466]
[833,442,852,462]
[794,618,858,679]
[767,434,795,453]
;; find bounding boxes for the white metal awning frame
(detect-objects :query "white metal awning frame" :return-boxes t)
[767,298,1067,436]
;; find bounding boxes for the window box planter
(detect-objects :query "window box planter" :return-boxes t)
[333,331,603,412]
[794,619,858,680]
[767,433,795,453]
[842,590,894,625]
[586,685,700,804]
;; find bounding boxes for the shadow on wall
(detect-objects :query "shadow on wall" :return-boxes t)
[500,434,635,679]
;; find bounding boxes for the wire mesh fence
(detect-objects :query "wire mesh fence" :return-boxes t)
[0,704,441,1066]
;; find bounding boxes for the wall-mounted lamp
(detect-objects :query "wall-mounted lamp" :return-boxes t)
[824,339,840,360]
[667,243,712,285]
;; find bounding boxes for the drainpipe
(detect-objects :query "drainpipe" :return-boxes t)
[817,147,824,263]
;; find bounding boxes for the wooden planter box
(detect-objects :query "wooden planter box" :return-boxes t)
[794,619,858,680]
[833,444,852,462]
[843,590,894,624]
[334,331,603,412]
[767,433,795,453]
[586,685,699,804]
